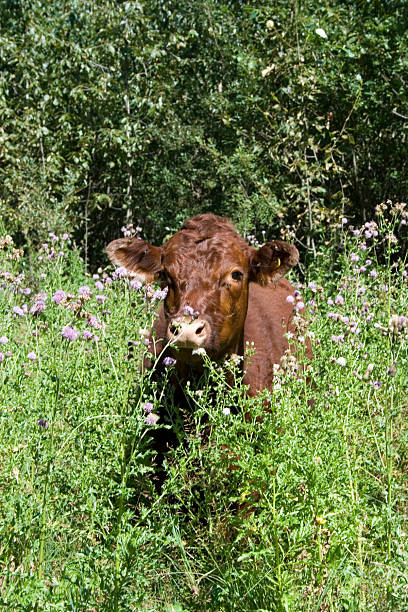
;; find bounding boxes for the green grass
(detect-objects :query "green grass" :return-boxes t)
[0,207,407,610]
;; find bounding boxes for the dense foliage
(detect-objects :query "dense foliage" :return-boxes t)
[0,205,407,609]
[1,0,408,263]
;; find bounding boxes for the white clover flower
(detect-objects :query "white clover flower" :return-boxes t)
[192,347,206,356]
[316,28,328,39]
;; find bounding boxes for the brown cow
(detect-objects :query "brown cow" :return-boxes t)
[107,214,303,394]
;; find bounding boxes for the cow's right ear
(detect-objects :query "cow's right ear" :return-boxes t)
[249,240,299,285]
[106,238,162,283]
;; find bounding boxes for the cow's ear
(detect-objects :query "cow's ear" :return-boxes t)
[249,240,299,285]
[106,238,162,283]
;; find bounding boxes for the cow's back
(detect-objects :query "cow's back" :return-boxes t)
[243,279,295,394]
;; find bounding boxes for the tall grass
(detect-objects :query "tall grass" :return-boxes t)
[0,205,407,610]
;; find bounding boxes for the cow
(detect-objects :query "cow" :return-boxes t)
[106,213,304,395]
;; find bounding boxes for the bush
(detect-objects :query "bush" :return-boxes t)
[1,1,408,264]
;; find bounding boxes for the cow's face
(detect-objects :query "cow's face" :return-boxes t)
[107,214,298,361]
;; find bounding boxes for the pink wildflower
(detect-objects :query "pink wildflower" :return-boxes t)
[62,326,79,341]
[145,413,159,425]
[52,290,67,304]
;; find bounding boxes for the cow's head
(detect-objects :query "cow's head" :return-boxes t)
[106,214,298,361]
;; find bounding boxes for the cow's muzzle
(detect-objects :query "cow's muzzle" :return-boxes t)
[167,317,210,349]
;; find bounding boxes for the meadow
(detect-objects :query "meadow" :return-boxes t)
[0,204,407,611]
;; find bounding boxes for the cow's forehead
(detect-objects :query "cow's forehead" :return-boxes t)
[163,231,249,276]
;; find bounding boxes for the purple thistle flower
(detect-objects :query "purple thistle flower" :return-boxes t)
[145,413,159,425]
[22,288,31,296]
[61,326,79,341]
[295,301,305,311]
[87,315,103,329]
[130,279,142,290]
[40,273,46,279]
[327,312,341,321]
[78,285,91,296]
[360,243,367,251]
[327,298,334,306]
[151,287,168,303]
[163,356,176,367]
[350,253,359,262]
[112,267,127,279]
[286,295,295,304]
[0,336,8,344]
[37,418,49,429]
[143,402,154,414]
[83,330,93,340]
[95,281,104,291]
[92,274,99,280]
[95,294,107,304]
[52,289,67,304]
[30,300,46,315]
[27,351,37,361]
[0,353,4,363]
[334,294,344,306]
[336,357,347,367]
[62,233,69,241]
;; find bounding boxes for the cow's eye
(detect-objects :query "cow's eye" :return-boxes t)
[231,270,243,281]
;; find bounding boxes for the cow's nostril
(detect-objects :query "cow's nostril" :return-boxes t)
[195,324,205,336]
[170,325,179,336]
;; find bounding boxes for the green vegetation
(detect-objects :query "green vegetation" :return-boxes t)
[0,205,407,610]
[1,0,408,262]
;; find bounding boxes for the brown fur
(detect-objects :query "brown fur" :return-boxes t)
[107,213,303,395]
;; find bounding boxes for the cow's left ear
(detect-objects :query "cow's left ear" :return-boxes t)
[249,240,299,285]
[106,238,162,283]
